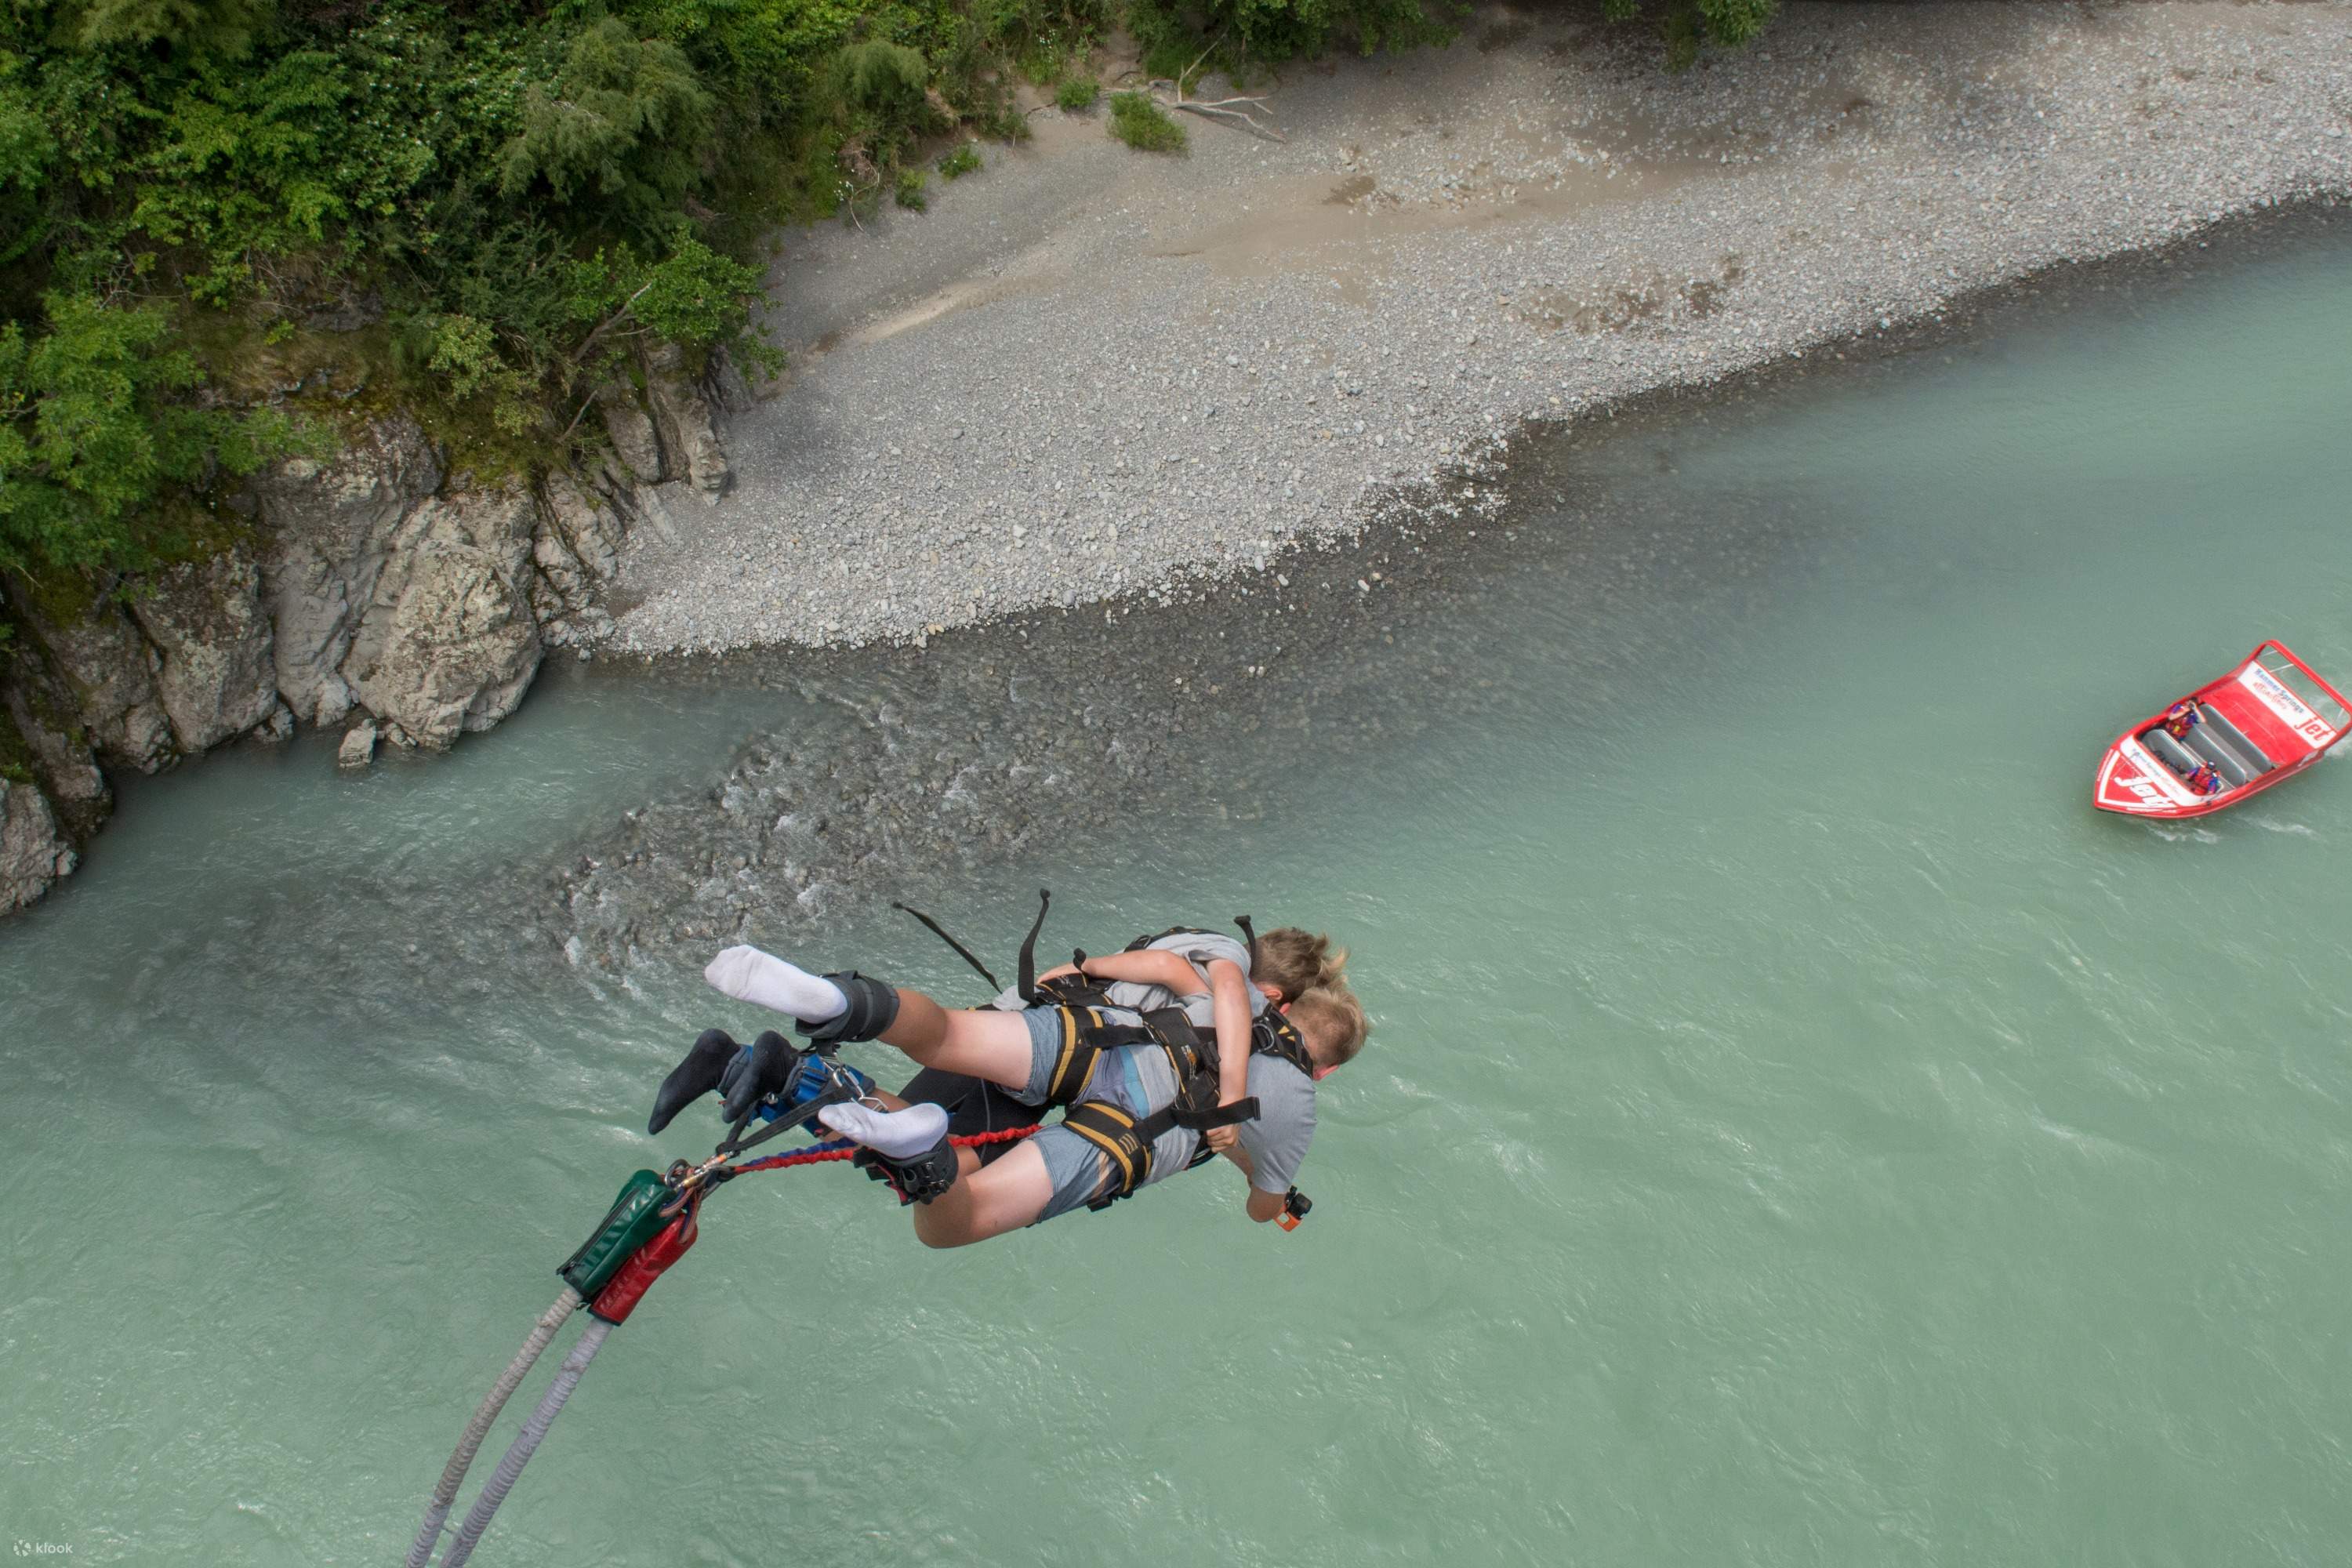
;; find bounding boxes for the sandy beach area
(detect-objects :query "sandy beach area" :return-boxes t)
[599,0,2352,657]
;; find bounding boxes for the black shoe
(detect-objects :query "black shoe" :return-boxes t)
[719,1030,802,1124]
[648,1029,739,1134]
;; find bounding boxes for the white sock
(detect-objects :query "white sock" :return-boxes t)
[703,946,848,1023]
[818,1102,949,1160]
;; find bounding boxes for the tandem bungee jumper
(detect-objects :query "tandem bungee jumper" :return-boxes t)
[409,898,1363,1562]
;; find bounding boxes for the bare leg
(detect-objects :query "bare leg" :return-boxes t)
[908,1144,1056,1248]
[872,991,1036,1093]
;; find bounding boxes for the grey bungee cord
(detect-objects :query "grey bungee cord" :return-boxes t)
[405,1288,583,1568]
[437,1316,615,1566]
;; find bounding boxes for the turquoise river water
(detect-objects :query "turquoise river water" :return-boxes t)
[5,223,2352,1566]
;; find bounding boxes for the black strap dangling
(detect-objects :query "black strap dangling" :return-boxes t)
[1016,889,1052,1004]
[891,901,1003,992]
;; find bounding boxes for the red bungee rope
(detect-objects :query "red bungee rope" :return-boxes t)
[732,1122,1043,1175]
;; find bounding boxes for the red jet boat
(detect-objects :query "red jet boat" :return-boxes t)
[2094,641,2352,818]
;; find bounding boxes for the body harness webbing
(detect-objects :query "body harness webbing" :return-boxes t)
[1055,1005,1317,1209]
[881,891,1315,1209]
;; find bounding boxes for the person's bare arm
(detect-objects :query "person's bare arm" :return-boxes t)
[1066,950,1255,1157]
[1202,959,1254,1150]
[1073,948,1208,995]
[1220,1143,1289,1222]
[1087,954,1252,1147]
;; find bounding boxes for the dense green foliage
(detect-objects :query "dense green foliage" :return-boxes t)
[0,0,794,594]
[1125,0,1454,72]
[0,0,1776,608]
[0,293,295,579]
[1603,0,1776,71]
[0,0,1111,598]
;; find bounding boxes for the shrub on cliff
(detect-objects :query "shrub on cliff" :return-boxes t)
[0,0,782,610]
[0,293,299,582]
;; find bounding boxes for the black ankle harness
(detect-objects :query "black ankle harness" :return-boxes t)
[854,1140,960,1206]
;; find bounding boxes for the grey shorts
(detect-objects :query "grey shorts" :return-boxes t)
[1014,1005,1130,1224]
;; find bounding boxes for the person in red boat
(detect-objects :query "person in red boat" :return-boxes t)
[2185,759,2224,796]
[2162,700,2200,739]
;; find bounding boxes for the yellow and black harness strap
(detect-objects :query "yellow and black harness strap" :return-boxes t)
[1062,1100,1154,1200]
[1063,1087,1265,1210]
[1042,1005,1093,1105]
[1040,1004,1188,1106]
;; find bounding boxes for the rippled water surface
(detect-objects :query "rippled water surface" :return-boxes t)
[7,223,2352,1566]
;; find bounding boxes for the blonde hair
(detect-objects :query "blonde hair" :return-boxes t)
[1288,984,1369,1069]
[1254,927,1347,1002]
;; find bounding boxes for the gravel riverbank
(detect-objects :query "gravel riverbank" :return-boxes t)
[602,0,2352,656]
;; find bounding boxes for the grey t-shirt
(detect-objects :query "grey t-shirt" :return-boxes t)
[1232,1052,1316,1196]
[1095,1040,1316,1199]
[999,929,1312,1196]
[1102,930,1269,1030]
[988,930,1267,1031]
[1104,931,1310,1194]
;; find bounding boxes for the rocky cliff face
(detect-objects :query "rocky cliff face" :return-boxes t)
[0,349,736,916]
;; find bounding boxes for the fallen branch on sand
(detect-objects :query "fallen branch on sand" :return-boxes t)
[1145,78,1287,141]
[1144,31,1287,142]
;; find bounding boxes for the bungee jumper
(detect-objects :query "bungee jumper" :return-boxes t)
[653,906,1367,1243]
[406,898,1365,1565]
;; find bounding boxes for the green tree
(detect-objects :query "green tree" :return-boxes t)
[60,0,276,59]
[499,19,715,235]
[0,51,52,271]
[0,53,48,191]
[0,292,296,579]
[1603,0,1776,69]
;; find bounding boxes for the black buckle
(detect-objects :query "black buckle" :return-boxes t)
[716,1058,864,1156]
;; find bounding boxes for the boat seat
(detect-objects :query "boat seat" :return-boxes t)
[2140,728,2204,782]
[2196,703,2275,773]
[2179,730,2256,788]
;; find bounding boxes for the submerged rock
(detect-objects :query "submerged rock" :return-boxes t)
[337,719,378,770]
